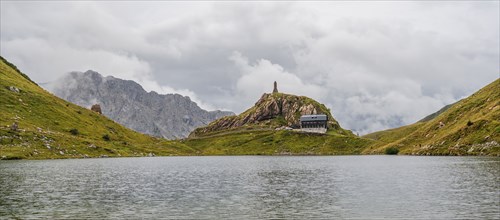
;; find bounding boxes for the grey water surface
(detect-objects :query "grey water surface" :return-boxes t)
[0,156,499,219]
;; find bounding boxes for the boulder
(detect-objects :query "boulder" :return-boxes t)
[90,104,102,114]
[9,86,20,93]
[10,122,18,131]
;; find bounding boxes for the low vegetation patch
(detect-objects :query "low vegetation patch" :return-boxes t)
[102,134,111,141]
[385,147,399,155]
[69,128,79,135]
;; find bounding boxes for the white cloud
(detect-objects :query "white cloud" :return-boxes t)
[324,80,447,134]
[1,36,215,110]
[1,1,498,134]
[1,37,151,83]
[136,79,216,111]
[229,51,326,111]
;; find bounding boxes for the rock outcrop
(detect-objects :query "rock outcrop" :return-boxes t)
[10,122,18,131]
[45,70,234,139]
[9,86,20,93]
[90,104,102,114]
[190,92,350,137]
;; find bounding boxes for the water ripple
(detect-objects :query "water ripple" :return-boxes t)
[0,156,498,219]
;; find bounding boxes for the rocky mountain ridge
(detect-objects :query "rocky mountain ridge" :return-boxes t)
[45,71,234,139]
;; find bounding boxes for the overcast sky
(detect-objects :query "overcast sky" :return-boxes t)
[1,1,499,134]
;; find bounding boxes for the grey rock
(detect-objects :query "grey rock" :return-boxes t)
[10,122,18,131]
[45,70,234,139]
[9,86,20,93]
[90,104,102,114]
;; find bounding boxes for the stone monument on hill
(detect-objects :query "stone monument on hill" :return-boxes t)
[273,81,278,93]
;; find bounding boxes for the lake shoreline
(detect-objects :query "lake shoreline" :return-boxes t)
[2,153,499,161]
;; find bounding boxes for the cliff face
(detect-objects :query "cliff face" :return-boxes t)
[45,70,234,139]
[191,92,351,137]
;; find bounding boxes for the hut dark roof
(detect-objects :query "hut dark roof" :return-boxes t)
[300,114,327,122]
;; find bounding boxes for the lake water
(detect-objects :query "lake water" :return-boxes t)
[0,156,499,219]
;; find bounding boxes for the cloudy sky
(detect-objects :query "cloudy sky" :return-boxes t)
[1,1,499,134]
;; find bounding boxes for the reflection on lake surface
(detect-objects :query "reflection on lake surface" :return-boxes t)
[0,156,499,219]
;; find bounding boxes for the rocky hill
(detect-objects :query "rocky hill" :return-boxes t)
[45,71,234,139]
[186,85,368,155]
[191,87,352,137]
[0,56,193,160]
[364,79,499,156]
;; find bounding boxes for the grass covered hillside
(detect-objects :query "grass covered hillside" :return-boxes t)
[183,129,373,155]
[364,79,500,156]
[0,57,194,159]
[186,91,373,155]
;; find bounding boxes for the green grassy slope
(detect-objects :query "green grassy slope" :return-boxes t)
[364,79,500,156]
[186,91,371,155]
[0,57,194,159]
[418,103,455,122]
[363,123,423,145]
[183,129,374,155]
